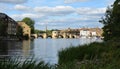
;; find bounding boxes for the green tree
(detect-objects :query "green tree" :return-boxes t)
[99,7,113,41]
[99,0,120,41]
[22,17,35,34]
[16,25,23,38]
[112,0,120,38]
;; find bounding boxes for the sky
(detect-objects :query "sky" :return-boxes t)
[0,0,115,30]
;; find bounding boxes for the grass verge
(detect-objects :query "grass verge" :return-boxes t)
[58,41,120,69]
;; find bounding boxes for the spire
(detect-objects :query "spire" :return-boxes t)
[45,24,47,35]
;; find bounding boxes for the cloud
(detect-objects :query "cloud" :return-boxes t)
[36,18,102,30]
[76,7,106,15]
[14,5,105,16]
[38,17,98,25]
[106,0,115,5]
[14,5,31,11]
[11,13,45,20]
[0,0,27,4]
[64,0,89,3]
[11,5,105,30]
[34,6,75,16]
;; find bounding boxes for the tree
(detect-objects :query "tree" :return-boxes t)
[99,7,113,41]
[16,25,23,38]
[112,0,120,38]
[22,17,35,34]
[99,0,120,41]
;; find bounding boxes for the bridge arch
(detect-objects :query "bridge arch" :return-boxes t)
[47,35,52,38]
[71,35,75,38]
[38,35,43,38]
[66,35,70,38]
[58,35,64,38]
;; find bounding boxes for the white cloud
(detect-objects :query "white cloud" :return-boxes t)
[11,5,105,30]
[11,13,45,20]
[106,0,115,5]
[64,0,89,3]
[14,5,105,16]
[14,5,31,11]
[76,7,106,15]
[34,6,75,16]
[0,0,27,4]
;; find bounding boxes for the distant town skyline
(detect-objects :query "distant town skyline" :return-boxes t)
[0,0,115,30]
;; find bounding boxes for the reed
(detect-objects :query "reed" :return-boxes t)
[58,41,120,69]
[0,57,53,69]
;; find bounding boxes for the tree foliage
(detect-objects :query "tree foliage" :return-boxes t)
[16,25,23,38]
[35,29,46,34]
[22,17,35,34]
[100,0,120,41]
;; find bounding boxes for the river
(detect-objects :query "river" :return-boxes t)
[0,38,102,64]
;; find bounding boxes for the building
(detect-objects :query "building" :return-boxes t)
[0,13,17,36]
[80,30,90,37]
[18,22,31,38]
[80,28,90,38]
[89,28,103,37]
[79,28,103,38]
[91,32,97,36]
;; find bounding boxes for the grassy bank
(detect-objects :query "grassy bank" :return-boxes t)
[58,40,120,69]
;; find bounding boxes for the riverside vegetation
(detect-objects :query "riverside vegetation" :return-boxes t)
[58,39,120,69]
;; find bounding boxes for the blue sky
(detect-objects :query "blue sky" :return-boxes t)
[0,0,115,30]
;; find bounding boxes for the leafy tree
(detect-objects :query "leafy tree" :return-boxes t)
[112,0,120,38]
[22,17,35,34]
[35,29,46,34]
[16,25,23,38]
[46,30,52,35]
[99,0,120,41]
[99,7,113,41]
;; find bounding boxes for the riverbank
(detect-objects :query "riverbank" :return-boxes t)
[58,40,120,69]
[0,40,120,69]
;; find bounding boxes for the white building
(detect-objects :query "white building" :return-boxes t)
[80,30,90,37]
[91,32,97,36]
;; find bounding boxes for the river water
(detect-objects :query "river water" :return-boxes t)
[0,38,102,64]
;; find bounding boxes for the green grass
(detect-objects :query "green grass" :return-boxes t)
[58,41,120,69]
[0,58,53,69]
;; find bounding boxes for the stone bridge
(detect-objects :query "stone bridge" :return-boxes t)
[32,28,103,39]
[37,29,80,39]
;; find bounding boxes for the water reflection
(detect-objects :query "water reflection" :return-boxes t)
[0,40,34,58]
[0,38,102,64]
[22,40,34,58]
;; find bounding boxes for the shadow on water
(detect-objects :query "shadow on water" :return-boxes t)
[0,40,34,60]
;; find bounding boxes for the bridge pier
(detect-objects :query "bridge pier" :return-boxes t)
[63,33,67,38]
[31,34,38,38]
[43,33,47,39]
